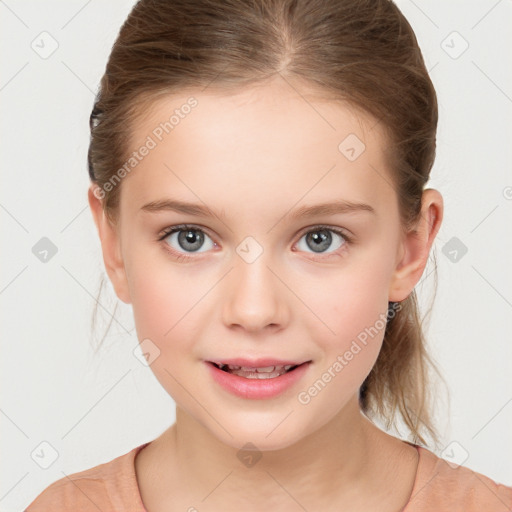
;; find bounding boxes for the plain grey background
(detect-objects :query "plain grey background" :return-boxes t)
[1,1,511,510]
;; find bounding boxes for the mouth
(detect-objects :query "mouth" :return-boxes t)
[205,358,312,399]
[206,360,311,379]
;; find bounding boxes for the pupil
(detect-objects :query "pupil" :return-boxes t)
[307,230,331,253]
[178,229,204,251]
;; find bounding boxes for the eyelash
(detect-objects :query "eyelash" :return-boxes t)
[156,223,353,262]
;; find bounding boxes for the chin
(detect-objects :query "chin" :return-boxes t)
[226,431,303,453]
[205,413,313,453]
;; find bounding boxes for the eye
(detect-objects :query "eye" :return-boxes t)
[158,224,216,259]
[157,223,352,262]
[295,226,351,257]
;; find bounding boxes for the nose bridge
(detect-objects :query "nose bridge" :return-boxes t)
[221,236,287,331]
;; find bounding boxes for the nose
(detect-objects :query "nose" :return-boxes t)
[221,253,289,333]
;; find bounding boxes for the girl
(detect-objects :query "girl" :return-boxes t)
[26,0,511,510]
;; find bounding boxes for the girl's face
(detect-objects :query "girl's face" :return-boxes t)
[109,79,412,450]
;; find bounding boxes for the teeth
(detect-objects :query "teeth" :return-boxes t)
[213,362,301,379]
[252,366,275,372]
[222,364,296,372]
[232,369,285,379]
[215,363,300,379]
[232,365,277,372]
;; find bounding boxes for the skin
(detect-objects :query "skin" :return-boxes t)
[89,76,443,511]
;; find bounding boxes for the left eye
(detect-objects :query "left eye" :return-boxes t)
[295,227,348,255]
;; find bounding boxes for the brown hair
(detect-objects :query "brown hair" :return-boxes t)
[88,0,446,449]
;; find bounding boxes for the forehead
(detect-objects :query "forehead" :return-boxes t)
[122,79,397,219]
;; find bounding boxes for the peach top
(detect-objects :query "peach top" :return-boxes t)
[25,441,512,511]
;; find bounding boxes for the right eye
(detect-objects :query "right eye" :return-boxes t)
[158,224,217,259]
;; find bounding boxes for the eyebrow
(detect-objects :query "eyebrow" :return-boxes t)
[139,198,376,219]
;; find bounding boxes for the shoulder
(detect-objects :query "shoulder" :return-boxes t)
[25,443,149,511]
[406,445,512,512]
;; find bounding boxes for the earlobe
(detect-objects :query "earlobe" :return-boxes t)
[388,189,444,302]
[88,185,132,304]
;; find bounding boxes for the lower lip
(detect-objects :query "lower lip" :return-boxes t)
[205,361,311,399]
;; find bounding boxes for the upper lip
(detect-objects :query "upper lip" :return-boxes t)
[207,358,311,367]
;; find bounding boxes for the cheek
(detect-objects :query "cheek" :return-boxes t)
[297,247,394,384]
[126,254,201,353]
[127,263,209,405]
[293,261,391,424]
[304,250,393,341]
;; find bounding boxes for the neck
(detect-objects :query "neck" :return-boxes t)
[145,396,401,509]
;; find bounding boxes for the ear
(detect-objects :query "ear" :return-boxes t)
[88,184,132,304]
[388,188,443,302]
